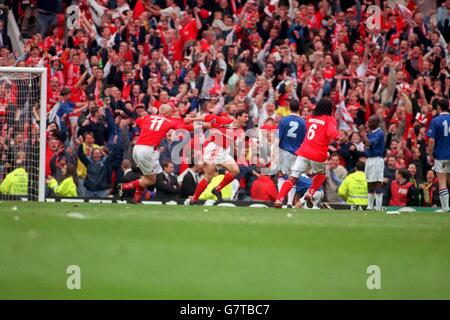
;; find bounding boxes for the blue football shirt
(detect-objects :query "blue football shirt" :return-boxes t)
[278,114,306,154]
[366,128,385,158]
[427,113,450,160]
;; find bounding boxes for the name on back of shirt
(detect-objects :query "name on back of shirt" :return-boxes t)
[308,118,325,126]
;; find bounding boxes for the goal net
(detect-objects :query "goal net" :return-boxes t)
[0,67,47,202]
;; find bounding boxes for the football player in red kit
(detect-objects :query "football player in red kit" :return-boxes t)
[275,98,347,208]
[188,110,249,204]
[119,104,196,203]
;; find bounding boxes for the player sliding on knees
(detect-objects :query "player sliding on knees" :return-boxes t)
[275,98,347,209]
[187,110,249,204]
[118,104,199,204]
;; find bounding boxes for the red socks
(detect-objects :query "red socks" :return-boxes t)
[122,179,142,190]
[216,172,236,192]
[133,186,144,202]
[192,178,209,201]
[191,173,234,202]
[308,173,326,196]
[276,179,294,202]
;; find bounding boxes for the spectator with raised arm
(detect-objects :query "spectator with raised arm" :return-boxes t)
[76,135,119,198]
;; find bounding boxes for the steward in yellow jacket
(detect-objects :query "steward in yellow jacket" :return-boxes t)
[338,162,368,205]
[200,174,233,201]
[47,163,78,197]
[0,167,28,195]
[47,176,78,197]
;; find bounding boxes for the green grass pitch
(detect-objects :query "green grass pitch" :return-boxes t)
[0,201,449,299]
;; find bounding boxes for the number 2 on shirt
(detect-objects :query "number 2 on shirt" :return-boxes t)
[287,121,299,138]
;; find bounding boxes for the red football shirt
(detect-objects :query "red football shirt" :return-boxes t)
[181,19,199,43]
[322,66,336,81]
[47,88,59,112]
[135,114,178,147]
[135,114,193,147]
[166,37,184,62]
[204,114,238,149]
[296,115,340,162]
[65,63,81,88]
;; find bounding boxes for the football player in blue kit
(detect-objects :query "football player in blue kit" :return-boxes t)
[361,115,385,211]
[277,100,306,207]
[294,174,324,209]
[427,98,450,213]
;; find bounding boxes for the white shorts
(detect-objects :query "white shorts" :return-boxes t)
[278,148,297,175]
[365,157,384,182]
[132,145,159,175]
[433,159,450,174]
[291,156,326,178]
[203,142,236,165]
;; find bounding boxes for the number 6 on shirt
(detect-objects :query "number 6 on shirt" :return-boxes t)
[307,124,317,140]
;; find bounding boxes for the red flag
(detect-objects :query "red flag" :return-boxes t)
[230,0,236,13]
[133,0,145,19]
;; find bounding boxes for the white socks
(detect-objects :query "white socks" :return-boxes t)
[287,188,296,206]
[278,177,296,206]
[439,189,449,212]
[367,193,374,210]
[375,193,383,211]
[368,191,383,211]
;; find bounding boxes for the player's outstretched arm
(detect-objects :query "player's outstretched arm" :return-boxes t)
[183,115,205,123]
[330,124,348,144]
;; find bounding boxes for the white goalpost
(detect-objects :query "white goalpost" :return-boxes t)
[0,67,47,202]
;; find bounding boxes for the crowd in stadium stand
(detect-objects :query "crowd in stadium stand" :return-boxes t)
[0,0,449,207]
